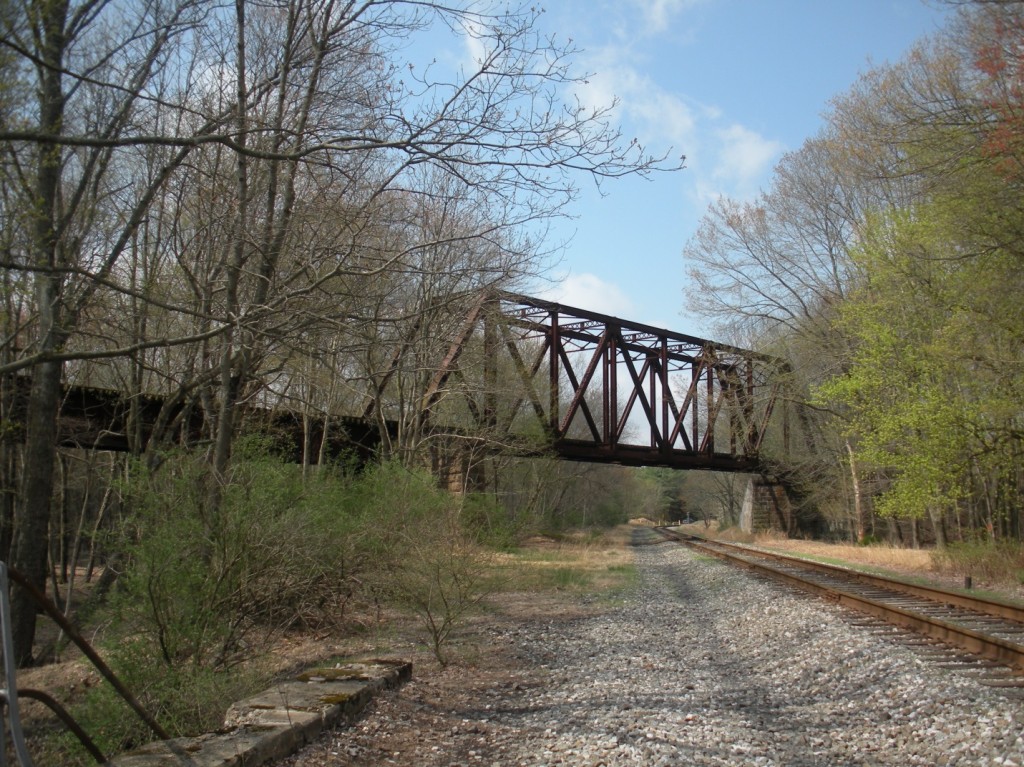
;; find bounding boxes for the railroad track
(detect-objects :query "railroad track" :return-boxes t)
[655,527,1024,685]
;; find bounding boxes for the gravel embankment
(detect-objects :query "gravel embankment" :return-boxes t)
[282,535,1024,767]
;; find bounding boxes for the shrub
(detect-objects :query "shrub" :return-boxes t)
[51,455,500,763]
[114,451,361,670]
[460,492,522,550]
[387,509,495,666]
[41,638,264,765]
[341,462,497,666]
[933,539,1024,586]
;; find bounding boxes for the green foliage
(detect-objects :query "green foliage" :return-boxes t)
[114,450,361,670]
[491,458,666,535]
[42,639,264,765]
[546,465,645,529]
[51,455,506,760]
[933,540,1024,587]
[128,455,496,671]
[345,463,496,667]
[677,14,1024,543]
[813,199,1023,524]
[387,512,494,667]
[460,492,522,550]
[331,460,450,570]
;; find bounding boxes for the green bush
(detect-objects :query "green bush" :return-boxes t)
[460,492,522,550]
[934,539,1024,586]
[50,454,502,762]
[41,638,264,765]
[114,450,361,669]
[120,455,500,665]
[339,462,497,666]
[387,509,495,666]
[933,536,1024,585]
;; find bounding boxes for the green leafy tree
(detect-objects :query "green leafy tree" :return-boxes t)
[816,193,1024,543]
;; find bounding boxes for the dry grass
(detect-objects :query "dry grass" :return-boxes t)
[492,526,636,595]
[755,535,934,574]
[674,522,934,575]
[933,541,1024,590]
[756,535,1024,603]
[666,523,1024,602]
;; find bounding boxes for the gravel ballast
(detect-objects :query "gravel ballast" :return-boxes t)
[281,536,1024,767]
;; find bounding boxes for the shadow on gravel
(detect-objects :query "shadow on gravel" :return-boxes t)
[647,544,871,766]
[630,527,672,546]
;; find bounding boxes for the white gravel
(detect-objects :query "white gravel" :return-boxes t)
[288,538,1024,766]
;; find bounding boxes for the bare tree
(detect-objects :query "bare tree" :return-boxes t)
[0,0,225,666]
[0,0,682,665]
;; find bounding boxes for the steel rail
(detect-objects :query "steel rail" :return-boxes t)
[655,528,1024,673]
[690,532,1024,623]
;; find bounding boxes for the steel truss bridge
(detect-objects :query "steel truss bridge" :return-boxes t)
[11,292,793,473]
[416,292,791,472]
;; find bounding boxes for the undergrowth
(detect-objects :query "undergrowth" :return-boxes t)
[33,454,512,765]
[933,540,1024,587]
[27,443,639,766]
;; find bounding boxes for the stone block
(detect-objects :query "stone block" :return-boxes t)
[108,658,411,767]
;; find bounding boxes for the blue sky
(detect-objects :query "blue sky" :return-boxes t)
[510,0,954,337]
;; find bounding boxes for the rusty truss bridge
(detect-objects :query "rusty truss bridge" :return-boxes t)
[413,293,791,472]
[12,292,793,473]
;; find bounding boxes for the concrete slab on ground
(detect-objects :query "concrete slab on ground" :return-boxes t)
[108,659,412,767]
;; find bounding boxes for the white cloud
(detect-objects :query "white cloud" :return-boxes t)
[577,52,783,205]
[685,122,785,209]
[715,124,784,183]
[576,47,697,150]
[539,273,636,318]
[629,0,708,35]
[710,123,784,199]
[557,0,785,209]
[460,18,488,72]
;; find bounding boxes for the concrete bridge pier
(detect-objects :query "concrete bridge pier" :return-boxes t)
[739,478,794,536]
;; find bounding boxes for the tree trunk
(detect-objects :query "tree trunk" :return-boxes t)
[846,440,866,543]
[11,358,62,666]
[208,0,250,503]
[11,0,70,666]
[0,358,19,560]
[887,517,903,545]
[927,507,947,549]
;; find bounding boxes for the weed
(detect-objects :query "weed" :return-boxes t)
[38,641,266,766]
[934,540,1024,588]
[551,567,590,589]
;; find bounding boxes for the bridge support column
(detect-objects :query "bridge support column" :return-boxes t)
[430,441,487,495]
[739,478,793,535]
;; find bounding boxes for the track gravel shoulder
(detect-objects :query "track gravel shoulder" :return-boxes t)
[279,534,1023,767]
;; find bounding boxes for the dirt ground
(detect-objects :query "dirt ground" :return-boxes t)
[278,589,606,767]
